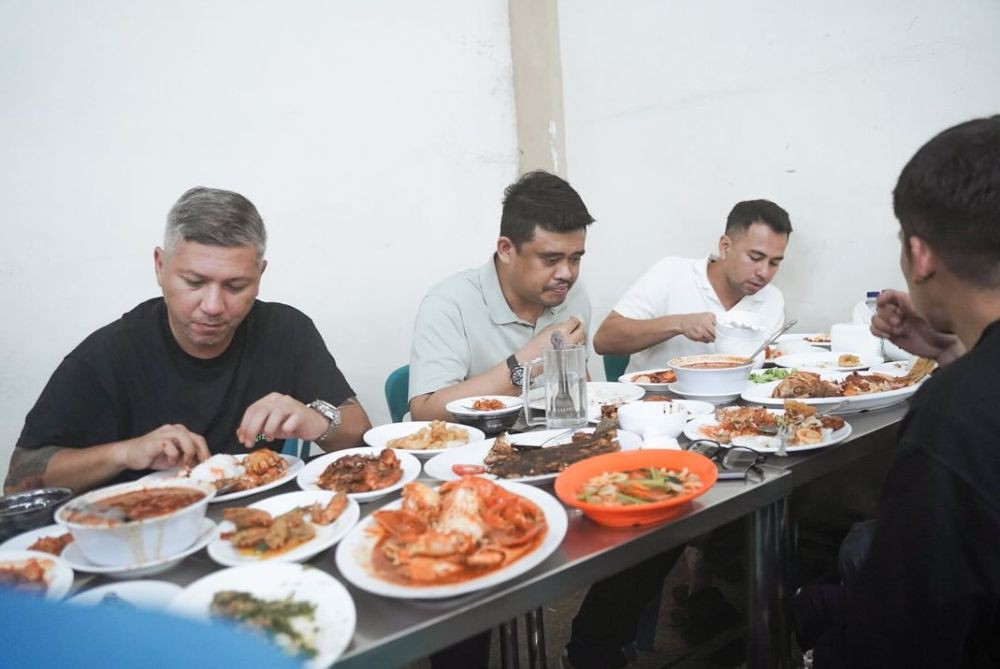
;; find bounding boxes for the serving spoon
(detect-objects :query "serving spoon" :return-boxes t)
[745,319,799,363]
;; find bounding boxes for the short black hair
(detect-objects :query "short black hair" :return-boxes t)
[725,200,792,237]
[894,116,1000,287]
[500,171,595,247]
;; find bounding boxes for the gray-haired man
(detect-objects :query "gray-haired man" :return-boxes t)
[6,187,371,495]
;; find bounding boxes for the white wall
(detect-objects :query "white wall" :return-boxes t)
[0,1,518,481]
[559,0,1000,342]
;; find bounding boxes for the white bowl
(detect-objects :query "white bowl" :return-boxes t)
[715,310,767,339]
[617,402,689,439]
[668,354,753,394]
[55,478,215,567]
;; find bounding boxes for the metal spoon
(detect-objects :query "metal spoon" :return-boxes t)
[745,319,799,363]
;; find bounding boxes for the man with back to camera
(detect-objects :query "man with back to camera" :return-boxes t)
[593,199,791,373]
[5,187,372,495]
[797,116,1000,667]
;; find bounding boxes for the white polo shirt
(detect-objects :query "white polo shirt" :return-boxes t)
[614,255,784,373]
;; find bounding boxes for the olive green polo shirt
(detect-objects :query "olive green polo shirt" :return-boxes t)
[408,256,591,399]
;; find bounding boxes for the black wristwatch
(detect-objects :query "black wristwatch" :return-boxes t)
[506,354,525,387]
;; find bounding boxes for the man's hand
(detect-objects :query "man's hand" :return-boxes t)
[680,313,717,343]
[118,424,210,471]
[870,289,960,360]
[236,393,329,448]
[517,317,587,362]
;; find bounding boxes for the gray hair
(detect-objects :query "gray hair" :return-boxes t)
[164,187,267,259]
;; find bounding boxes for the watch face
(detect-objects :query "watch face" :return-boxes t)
[510,366,525,387]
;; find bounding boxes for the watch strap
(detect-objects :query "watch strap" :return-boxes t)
[308,400,341,443]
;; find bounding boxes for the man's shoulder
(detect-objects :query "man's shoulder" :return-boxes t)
[73,298,162,354]
[250,300,314,324]
[425,266,483,301]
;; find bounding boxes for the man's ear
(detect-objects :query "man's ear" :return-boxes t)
[717,234,732,259]
[496,237,517,264]
[908,235,938,284]
[154,247,165,286]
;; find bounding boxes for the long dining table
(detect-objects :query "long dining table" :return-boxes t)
[67,403,908,669]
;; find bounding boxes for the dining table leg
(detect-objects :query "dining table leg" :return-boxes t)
[747,496,792,669]
[524,607,547,669]
[500,619,521,669]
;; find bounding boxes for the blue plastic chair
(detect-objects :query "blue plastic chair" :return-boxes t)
[603,354,631,382]
[385,365,411,423]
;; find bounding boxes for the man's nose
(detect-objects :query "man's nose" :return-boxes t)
[200,285,225,315]
[554,261,573,281]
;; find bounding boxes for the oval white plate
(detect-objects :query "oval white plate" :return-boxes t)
[335,480,567,599]
[868,359,919,376]
[0,549,74,600]
[776,332,832,347]
[0,524,72,553]
[618,369,677,392]
[142,453,303,503]
[363,422,485,458]
[446,396,523,417]
[295,447,420,502]
[207,490,358,568]
[741,372,925,413]
[68,579,182,610]
[168,562,355,669]
[528,381,645,414]
[423,427,641,485]
[773,352,883,372]
[612,398,715,421]
[667,383,742,405]
[61,518,216,579]
[683,410,853,453]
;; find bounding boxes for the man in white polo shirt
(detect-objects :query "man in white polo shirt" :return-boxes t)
[594,199,791,373]
[409,170,592,421]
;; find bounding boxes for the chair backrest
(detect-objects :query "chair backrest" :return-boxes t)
[603,354,630,382]
[384,365,411,423]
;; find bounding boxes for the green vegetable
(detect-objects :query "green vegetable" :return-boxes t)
[750,368,796,384]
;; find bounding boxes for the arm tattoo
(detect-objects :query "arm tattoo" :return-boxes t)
[4,446,62,493]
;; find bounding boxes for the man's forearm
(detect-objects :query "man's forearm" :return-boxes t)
[5,443,126,494]
[594,313,686,355]
[410,362,518,421]
[314,399,372,452]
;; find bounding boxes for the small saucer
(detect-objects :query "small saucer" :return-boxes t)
[61,518,216,579]
[667,383,742,405]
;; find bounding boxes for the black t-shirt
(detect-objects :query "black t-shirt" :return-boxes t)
[16,298,354,469]
[816,320,1000,668]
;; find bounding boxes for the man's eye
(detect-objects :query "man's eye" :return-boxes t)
[185,279,204,288]
[225,284,249,293]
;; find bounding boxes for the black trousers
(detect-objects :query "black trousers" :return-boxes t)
[566,545,685,669]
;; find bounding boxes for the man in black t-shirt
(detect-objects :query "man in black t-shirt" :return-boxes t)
[5,187,372,495]
[796,118,1000,667]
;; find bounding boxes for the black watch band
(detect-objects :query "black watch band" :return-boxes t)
[506,354,525,387]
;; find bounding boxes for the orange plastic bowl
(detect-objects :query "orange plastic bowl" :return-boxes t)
[554,450,717,527]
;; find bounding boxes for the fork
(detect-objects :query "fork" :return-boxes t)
[548,332,578,421]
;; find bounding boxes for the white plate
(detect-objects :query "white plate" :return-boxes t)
[632,398,715,420]
[868,360,918,376]
[446,396,523,417]
[61,518,216,579]
[0,549,74,600]
[618,370,676,392]
[423,427,642,485]
[335,480,567,599]
[363,422,485,459]
[295,447,421,502]
[0,524,72,553]
[68,580,182,610]
[667,382,743,405]
[741,371,925,413]
[207,490,359,568]
[168,562,355,669]
[142,453,304,503]
[774,352,883,372]
[776,332,832,347]
[528,381,645,415]
[683,410,853,453]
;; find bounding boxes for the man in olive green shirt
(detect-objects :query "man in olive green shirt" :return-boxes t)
[409,170,592,421]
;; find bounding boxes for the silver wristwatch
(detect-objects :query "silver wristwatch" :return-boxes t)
[308,399,342,443]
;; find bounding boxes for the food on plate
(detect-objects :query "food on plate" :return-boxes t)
[27,533,73,556]
[750,368,795,384]
[837,354,861,367]
[804,334,831,343]
[211,590,318,659]
[221,495,348,558]
[576,467,702,506]
[316,449,402,493]
[631,370,676,384]
[387,421,470,451]
[772,371,843,399]
[0,557,50,594]
[451,464,487,477]
[599,403,620,422]
[764,345,784,360]
[62,486,206,525]
[471,398,505,411]
[483,421,621,479]
[228,450,289,491]
[699,402,845,447]
[641,394,674,402]
[189,454,246,485]
[367,477,547,584]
